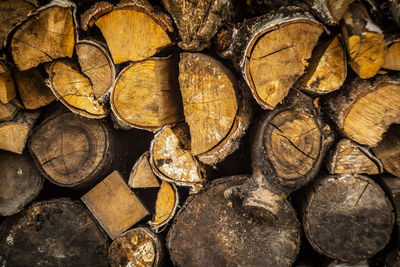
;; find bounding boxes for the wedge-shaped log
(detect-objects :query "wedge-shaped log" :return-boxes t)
[129,151,160,189]
[0,59,16,104]
[216,7,323,109]
[10,0,76,71]
[382,35,400,71]
[81,0,174,64]
[82,171,149,239]
[0,99,20,122]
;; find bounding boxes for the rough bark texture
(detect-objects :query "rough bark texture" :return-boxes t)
[216,6,323,109]
[0,198,109,266]
[162,0,233,51]
[326,75,400,147]
[29,111,116,188]
[303,174,394,263]
[372,125,400,177]
[108,226,163,267]
[327,139,382,175]
[302,0,355,25]
[167,176,301,267]
[0,151,43,216]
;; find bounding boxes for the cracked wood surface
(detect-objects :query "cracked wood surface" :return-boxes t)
[303,174,394,262]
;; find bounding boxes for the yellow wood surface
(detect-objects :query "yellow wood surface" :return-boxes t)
[0,63,16,104]
[383,42,400,71]
[151,181,176,226]
[129,152,160,188]
[0,123,29,154]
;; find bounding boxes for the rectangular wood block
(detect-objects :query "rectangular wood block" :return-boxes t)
[81,170,149,239]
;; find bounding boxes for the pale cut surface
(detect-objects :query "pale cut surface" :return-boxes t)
[0,123,29,154]
[372,125,400,177]
[0,101,18,121]
[76,41,114,99]
[49,60,108,118]
[109,228,157,267]
[0,62,16,104]
[327,0,355,21]
[95,9,172,64]
[344,84,400,147]
[151,181,176,226]
[152,125,203,184]
[11,6,75,71]
[247,22,323,109]
[129,152,160,188]
[383,42,400,71]
[266,109,321,179]
[82,171,149,240]
[112,57,182,130]
[347,33,386,79]
[179,53,237,155]
[299,36,346,94]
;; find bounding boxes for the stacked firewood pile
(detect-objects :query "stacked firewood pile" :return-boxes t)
[1,0,400,266]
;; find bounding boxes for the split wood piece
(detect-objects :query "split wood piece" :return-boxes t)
[129,151,160,189]
[380,176,400,233]
[179,53,251,165]
[13,68,55,109]
[302,0,355,25]
[111,56,183,131]
[327,139,382,175]
[150,123,205,191]
[167,176,301,266]
[81,171,149,240]
[0,100,20,122]
[372,125,400,177]
[10,0,76,71]
[149,181,179,231]
[76,40,115,100]
[297,36,347,95]
[109,227,163,267]
[386,248,400,267]
[0,110,40,154]
[0,59,16,104]
[81,0,174,64]
[341,1,386,79]
[382,35,400,71]
[162,0,233,51]
[388,0,400,26]
[0,0,38,47]
[225,91,334,220]
[216,7,323,110]
[29,112,116,188]
[0,198,109,266]
[327,75,400,147]
[303,174,394,263]
[0,151,43,216]
[47,59,109,119]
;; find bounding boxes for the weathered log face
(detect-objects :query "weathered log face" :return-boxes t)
[382,36,400,71]
[0,60,16,104]
[29,112,115,188]
[129,151,160,189]
[303,174,394,263]
[0,151,43,216]
[167,176,301,267]
[0,198,109,266]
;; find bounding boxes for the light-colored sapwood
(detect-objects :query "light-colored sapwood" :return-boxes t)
[382,36,400,71]
[0,99,19,122]
[0,60,16,104]
[149,181,178,231]
[129,151,160,189]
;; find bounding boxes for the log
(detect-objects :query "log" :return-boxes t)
[372,125,400,177]
[128,151,160,189]
[302,0,355,25]
[216,6,323,109]
[303,174,394,263]
[161,0,233,51]
[29,111,116,188]
[167,176,301,266]
[0,0,38,47]
[81,0,174,64]
[13,67,55,110]
[380,175,400,236]
[150,123,205,191]
[327,139,382,175]
[10,0,76,71]
[47,59,109,119]
[297,35,347,95]
[0,151,43,216]
[327,75,400,147]
[225,91,334,219]
[82,170,149,240]
[341,1,386,79]
[386,248,400,267]
[388,0,400,26]
[0,59,16,104]
[111,56,183,131]
[0,99,20,122]
[0,198,109,266]
[382,35,400,71]
[149,181,179,231]
[76,40,115,100]
[108,226,163,267]
[179,52,251,164]
[0,110,40,154]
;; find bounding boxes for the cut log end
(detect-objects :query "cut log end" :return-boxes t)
[0,60,16,104]
[382,38,400,71]
[150,181,179,231]
[129,151,160,189]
